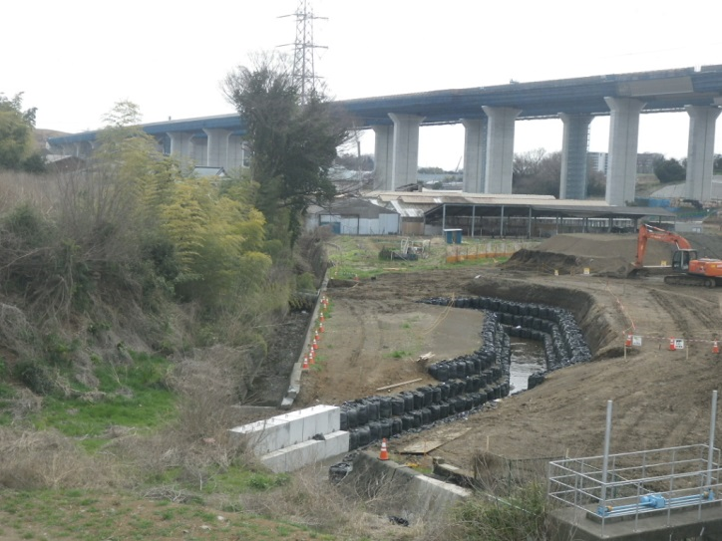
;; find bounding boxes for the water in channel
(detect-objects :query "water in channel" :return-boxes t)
[509,338,546,394]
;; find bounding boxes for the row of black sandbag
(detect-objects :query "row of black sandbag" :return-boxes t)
[345,384,509,451]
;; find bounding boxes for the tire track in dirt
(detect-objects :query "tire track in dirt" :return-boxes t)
[648,289,720,338]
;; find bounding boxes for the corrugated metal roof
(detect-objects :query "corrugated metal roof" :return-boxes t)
[388,200,426,218]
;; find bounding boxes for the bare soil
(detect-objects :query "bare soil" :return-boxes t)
[294,234,722,471]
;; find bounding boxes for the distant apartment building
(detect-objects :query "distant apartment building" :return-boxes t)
[587,152,664,175]
[588,152,608,175]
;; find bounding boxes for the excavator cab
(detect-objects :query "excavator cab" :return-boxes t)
[671,249,698,272]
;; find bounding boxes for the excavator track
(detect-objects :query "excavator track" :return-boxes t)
[664,274,717,288]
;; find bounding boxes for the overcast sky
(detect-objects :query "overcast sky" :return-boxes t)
[4,0,722,170]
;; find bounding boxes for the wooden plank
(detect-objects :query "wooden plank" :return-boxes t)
[400,428,471,454]
[375,378,423,392]
[401,440,446,454]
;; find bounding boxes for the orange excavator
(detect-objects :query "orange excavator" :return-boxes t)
[633,224,722,287]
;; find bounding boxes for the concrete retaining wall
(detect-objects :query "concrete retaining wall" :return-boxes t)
[229,404,349,472]
[345,451,471,522]
[261,431,350,473]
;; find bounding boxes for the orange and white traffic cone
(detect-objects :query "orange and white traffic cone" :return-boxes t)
[319,322,324,333]
[625,334,632,347]
[669,338,676,351]
[302,355,309,370]
[379,438,389,461]
[313,338,318,350]
[309,348,315,364]
[319,312,325,323]
[353,274,359,282]
[714,340,719,354]
[314,330,320,341]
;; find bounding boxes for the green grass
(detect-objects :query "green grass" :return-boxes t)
[0,489,334,541]
[30,351,177,449]
[329,235,527,280]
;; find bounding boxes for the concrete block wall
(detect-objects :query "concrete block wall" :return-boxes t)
[261,431,350,473]
[230,404,348,472]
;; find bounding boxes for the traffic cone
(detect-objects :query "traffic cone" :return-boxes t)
[625,334,632,347]
[314,330,320,341]
[309,348,315,364]
[354,274,360,282]
[714,340,719,354]
[669,338,676,351]
[302,355,309,370]
[319,312,325,322]
[313,338,318,350]
[379,438,389,461]
[319,322,324,333]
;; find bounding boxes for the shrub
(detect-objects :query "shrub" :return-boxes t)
[13,359,55,396]
[452,482,550,541]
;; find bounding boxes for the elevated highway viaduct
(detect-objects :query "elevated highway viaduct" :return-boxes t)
[49,65,722,206]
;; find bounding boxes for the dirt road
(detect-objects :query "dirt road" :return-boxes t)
[294,238,722,470]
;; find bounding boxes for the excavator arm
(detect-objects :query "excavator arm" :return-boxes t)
[634,224,694,270]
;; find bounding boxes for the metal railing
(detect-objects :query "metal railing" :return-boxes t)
[548,443,722,534]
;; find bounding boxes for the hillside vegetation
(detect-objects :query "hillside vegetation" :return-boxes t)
[0,116,362,539]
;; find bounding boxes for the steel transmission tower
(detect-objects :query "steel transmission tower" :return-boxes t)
[286,0,326,104]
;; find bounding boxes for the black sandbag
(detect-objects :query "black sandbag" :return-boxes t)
[402,392,414,413]
[356,403,369,425]
[379,397,392,419]
[348,429,359,451]
[436,363,449,382]
[357,425,371,447]
[440,402,450,418]
[392,417,403,435]
[391,396,405,416]
[413,391,424,410]
[346,407,358,429]
[421,387,433,407]
[367,399,380,421]
[340,410,348,431]
[368,421,381,442]
[380,419,393,438]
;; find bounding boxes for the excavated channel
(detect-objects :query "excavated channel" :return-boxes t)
[338,289,603,452]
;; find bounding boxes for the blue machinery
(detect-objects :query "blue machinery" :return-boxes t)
[597,490,716,518]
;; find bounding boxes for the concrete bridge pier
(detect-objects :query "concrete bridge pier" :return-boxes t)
[604,97,645,206]
[204,128,231,169]
[559,113,592,199]
[227,134,246,171]
[373,124,394,191]
[389,113,424,190]
[168,132,193,160]
[462,117,488,193]
[482,106,520,194]
[685,105,721,201]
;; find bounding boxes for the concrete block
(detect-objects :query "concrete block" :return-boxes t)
[324,430,350,456]
[230,405,342,456]
[259,430,350,473]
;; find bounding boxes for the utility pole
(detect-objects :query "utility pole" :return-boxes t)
[282,0,327,104]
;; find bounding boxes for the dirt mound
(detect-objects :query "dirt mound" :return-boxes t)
[504,233,691,276]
